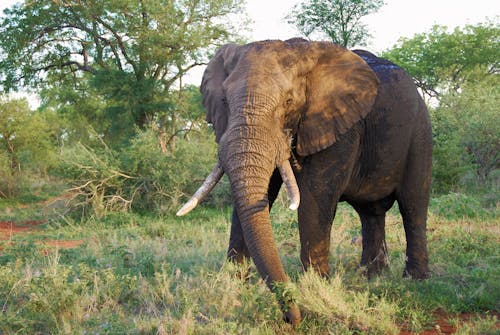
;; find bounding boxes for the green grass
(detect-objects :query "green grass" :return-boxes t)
[0,195,498,334]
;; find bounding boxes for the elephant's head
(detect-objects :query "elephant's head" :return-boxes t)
[177,39,378,324]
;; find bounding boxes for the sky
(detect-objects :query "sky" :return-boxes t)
[0,0,499,101]
[246,0,499,51]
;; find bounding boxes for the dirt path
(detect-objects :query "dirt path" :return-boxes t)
[0,220,84,252]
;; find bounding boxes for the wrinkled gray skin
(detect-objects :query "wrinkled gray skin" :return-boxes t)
[197,39,432,325]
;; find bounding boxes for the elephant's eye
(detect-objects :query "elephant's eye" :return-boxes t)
[285,98,293,108]
[221,97,228,106]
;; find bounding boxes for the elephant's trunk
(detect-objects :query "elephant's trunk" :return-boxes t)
[219,122,301,324]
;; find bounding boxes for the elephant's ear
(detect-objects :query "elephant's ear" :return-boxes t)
[202,44,240,143]
[296,44,379,156]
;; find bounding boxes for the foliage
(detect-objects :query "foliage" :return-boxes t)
[38,73,112,146]
[58,127,228,217]
[439,75,500,181]
[57,140,132,217]
[382,21,499,99]
[0,0,247,144]
[430,74,499,193]
[286,0,385,47]
[429,106,473,194]
[0,96,60,197]
[429,193,495,220]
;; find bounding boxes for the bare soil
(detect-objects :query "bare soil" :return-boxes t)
[0,220,84,253]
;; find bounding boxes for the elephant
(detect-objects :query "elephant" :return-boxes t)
[177,38,432,325]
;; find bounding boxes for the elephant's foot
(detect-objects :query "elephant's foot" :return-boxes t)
[227,248,252,280]
[403,261,429,280]
[301,252,330,278]
[360,244,388,278]
[360,255,388,278]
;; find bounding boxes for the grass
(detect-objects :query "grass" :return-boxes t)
[0,193,498,334]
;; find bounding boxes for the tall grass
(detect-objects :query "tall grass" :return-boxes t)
[0,197,498,334]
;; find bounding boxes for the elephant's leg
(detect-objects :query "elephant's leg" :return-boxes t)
[397,143,431,279]
[297,183,336,277]
[358,211,388,276]
[227,209,250,263]
[227,169,282,264]
[351,199,394,277]
[397,196,430,279]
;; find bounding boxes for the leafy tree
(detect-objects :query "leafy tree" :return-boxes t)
[430,73,499,193]
[0,97,59,197]
[383,21,499,99]
[429,107,473,193]
[286,0,384,47]
[440,75,499,181]
[38,72,110,145]
[0,0,247,144]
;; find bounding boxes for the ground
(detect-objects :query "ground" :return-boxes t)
[0,194,498,334]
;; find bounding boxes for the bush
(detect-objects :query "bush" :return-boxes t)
[58,128,231,216]
[121,128,230,213]
[430,74,499,194]
[430,107,474,194]
[0,97,61,198]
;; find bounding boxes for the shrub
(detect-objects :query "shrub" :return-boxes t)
[430,74,499,194]
[58,128,230,216]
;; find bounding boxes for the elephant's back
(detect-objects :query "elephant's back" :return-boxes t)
[344,51,428,201]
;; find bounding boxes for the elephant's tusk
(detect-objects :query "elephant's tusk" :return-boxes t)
[176,161,224,216]
[278,160,300,210]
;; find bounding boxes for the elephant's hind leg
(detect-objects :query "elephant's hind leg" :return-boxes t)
[351,200,393,277]
[397,137,431,279]
[397,193,430,279]
[359,212,388,276]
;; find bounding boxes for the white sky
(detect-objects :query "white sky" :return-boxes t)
[1,0,499,100]
[246,0,499,52]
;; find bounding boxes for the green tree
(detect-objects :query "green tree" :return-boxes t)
[286,0,384,47]
[382,21,499,99]
[441,75,499,181]
[430,74,499,193]
[0,0,247,144]
[0,97,59,197]
[429,107,473,193]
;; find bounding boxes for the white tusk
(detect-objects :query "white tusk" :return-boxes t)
[176,162,224,216]
[277,160,300,210]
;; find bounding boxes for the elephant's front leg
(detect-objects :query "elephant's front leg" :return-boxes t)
[227,209,250,263]
[297,182,335,277]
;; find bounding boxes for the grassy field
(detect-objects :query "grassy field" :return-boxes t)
[0,193,498,334]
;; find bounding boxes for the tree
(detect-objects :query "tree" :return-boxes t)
[382,21,499,99]
[0,96,59,197]
[441,75,499,181]
[0,0,247,144]
[430,73,499,193]
[286,0,384,47]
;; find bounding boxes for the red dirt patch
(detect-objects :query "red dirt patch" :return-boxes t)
[41,239,85,256]
[399,311,500,334]
[0,220,46,239]
[44,239,84,248]
[0,220,84,255]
